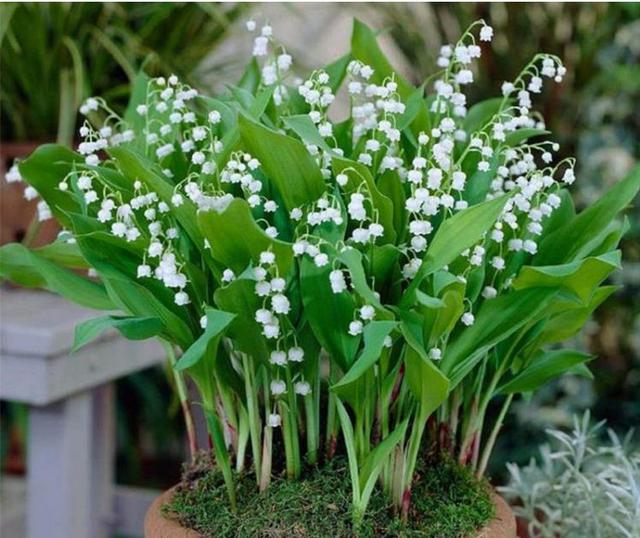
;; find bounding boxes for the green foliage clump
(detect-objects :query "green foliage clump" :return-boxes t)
[166,456,494,538]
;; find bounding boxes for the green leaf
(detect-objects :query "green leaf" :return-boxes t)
[396,86,426,131]
[283,115,335,154]
[429,288,465,344]
[498,349,594,394]
[534,286,617,347]
[34,240,89,269]
[18,144,84,228]
[198,198,293,276]
[332,321,396,403]
[300,257,360,371]
[214,278,271,360]
[324,53,352,94]
[73,315,164,352]
[102,278,194,350]
[401,326,450,417]
[350,19,413,99]
[535,165,640,265]
[238,114,326,211]
[512,251,621,304]
[401,194,509,308]
[377,171,407,241]
[503,128,549,147]
[332,156,396,244]
[463,97,505,134]
[0,242,114,310]
[440,288,558,390]
[237,57,260,93]
[123,72,150,141]
[175,309,235,370]
[462,152,501,204]
[337,247,385,309]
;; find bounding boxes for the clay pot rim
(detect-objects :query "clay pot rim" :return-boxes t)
[145,486,515,538]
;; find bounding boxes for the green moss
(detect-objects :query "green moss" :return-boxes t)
[164,456,494,538]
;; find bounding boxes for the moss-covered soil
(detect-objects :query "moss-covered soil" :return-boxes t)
[164,455,494,537]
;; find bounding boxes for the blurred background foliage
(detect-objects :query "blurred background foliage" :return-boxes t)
[0,2,245,144]
[1,2,638,490]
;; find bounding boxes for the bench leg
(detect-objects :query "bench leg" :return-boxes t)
[26,385,115,538]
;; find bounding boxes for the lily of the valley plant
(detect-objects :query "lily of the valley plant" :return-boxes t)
[2,19,638,526]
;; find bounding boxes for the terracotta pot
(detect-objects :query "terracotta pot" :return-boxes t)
[145,487,516,538]
[0,140,59,246]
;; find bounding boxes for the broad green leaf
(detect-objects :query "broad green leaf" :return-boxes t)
[332,321,396,403]
[462,152,501,204]
[198,198,293,276]
[337,247,385,309]
[534,286,617,347]
[537,189,575,242]
[175,308,235,370]
[512,251,621,303]
[401,328,449,417]
[535,165,640,265]
[73,315,163,352]
[503,128,549,147]
[428,288,464,344]
[300,257,360,371]
[70,224,201,311]
[350,19,413,99]
[237,57,260,93]
[463,97,504,134]
[590,218,630,257]
[498,349,594,394]
[396,86,426,131]
[238,114,326,211]
[18,144,84,228]
[401,194,509,308]
[377,171,407,241]
[102,277,194,349]
[0,242,114,310]
[123,72,150,140]
[371,244,401,301]
[440,288,558,390]
[324,53,352,93]
[214,278,270,360]
[283,115,335,154]
[415,291,445,309]
[35,240,89,269]
[332,156,396,244]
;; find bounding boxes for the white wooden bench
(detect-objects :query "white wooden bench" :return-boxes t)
[0,289,166,538]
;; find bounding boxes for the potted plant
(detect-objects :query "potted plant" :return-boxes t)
[1,18,638,537]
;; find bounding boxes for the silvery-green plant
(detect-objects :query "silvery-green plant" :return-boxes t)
[1,18,638,527]
[500,412,640,538]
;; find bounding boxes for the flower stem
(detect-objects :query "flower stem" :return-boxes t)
[477,393,513,477]
[163,341,197,461]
